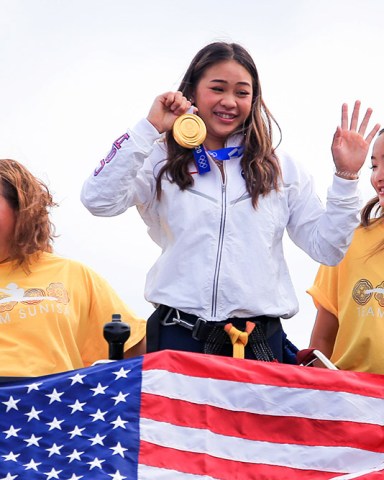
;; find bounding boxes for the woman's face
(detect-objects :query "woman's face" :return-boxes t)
[192,60,253,150]
[370,134,384,207]
[0,186,16,260]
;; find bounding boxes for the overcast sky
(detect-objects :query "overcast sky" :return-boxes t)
[1,0,383,348]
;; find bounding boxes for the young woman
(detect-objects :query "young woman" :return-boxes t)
[0,159,146,377]
[81,41,379,362]
[308,130,384,374]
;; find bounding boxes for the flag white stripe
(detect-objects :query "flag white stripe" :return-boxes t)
[330,463,384,479]
[140,418,384,474]
[142,369,384,425]
[138,464,220,479]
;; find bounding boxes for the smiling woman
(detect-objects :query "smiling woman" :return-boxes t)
[81,41,379,364]
[307,129,384,374]
[191,60,253,150]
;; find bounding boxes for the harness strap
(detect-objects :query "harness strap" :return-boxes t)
[248,324,276,362]
[147,305,283,362]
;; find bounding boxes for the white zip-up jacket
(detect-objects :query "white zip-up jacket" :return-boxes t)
[81,118,361,322]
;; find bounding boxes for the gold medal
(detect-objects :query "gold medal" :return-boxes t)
[173,114,207,148]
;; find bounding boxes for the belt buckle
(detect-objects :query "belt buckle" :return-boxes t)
[192,317,207,341]
[160,308,178,326]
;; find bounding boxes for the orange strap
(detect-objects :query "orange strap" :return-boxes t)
[224,321,255,359]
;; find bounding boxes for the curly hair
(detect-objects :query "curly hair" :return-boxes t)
[156,41,282,208]
[0,159,57,271]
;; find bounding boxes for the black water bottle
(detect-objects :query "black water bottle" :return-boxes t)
[103,313,131,360]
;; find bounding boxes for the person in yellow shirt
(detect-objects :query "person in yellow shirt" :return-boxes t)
[308,129,384,374]
[0,159,146,378]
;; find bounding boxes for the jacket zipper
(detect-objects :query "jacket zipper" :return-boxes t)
[211,168,227,318]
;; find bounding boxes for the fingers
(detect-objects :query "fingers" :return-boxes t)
[163,91,191,116]
[340,100,378,137]
[341,103,348,130]
[349,100,361,131]
[332,126,342,148]
[148,91,192,133]
[365,123,381,145]
[357,106,372,135]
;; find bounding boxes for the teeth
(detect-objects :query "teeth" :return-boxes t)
[216,113,235,119]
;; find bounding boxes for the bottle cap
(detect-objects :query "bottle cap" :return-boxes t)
[173,113,207,148]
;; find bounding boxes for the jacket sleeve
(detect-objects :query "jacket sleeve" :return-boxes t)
[284,155,361,266]
[80,118,162,216]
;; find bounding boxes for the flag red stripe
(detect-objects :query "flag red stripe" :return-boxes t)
[143,351,384,399]
[139,440,338,480]
[140,351,384,478]
[140,393,384,453]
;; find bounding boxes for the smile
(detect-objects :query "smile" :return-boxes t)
[214,112,237,120]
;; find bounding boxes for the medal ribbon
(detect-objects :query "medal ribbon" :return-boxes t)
[192,146,244,175]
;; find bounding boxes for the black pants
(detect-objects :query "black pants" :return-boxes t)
[146,305,298,364]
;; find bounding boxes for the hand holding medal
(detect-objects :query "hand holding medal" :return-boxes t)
[147,92,209,172]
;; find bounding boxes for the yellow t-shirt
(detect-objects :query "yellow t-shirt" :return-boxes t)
[0,252,146,377]
[308,222,384,374]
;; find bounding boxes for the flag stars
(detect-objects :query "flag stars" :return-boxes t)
[113,367,131,379]
[110,442,127,458]
[46,443,64,457]
[108,470,127,480]
[111,415,128,429]
[69,373,86,385]
[90,408,107,422]
[46,417,64,430]
[68,425,85,439]
[2,451,20,462]
[89,433,106,446]
[88,457,105,470]
[0,359,142,479]
[68,399,86,413]
[44,467,62,479]
[111,391,130,405]
[25,406,43,422]
[26,382,42,393]
[3,426,20,439]
[45,388,64,404]
[24,433,42,447]
[24,459,41,471]
[67,449,84,463]
[2,396,20,412]
[91,383,108,395]
[0,473,18,479]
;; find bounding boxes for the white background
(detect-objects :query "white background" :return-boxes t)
[1,0,383,349]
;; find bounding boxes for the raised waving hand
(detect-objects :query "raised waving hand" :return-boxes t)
[332,100,380,179]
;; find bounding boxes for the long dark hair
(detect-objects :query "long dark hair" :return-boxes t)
[156,41,282,208]
[360,129,384,257]
[361,128,384,226]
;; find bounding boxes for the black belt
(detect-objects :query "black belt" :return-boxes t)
[159,306,281,342]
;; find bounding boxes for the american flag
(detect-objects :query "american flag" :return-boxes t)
[0,350,384,479]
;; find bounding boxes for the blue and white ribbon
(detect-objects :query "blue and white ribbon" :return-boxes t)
[192,146,244,175]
